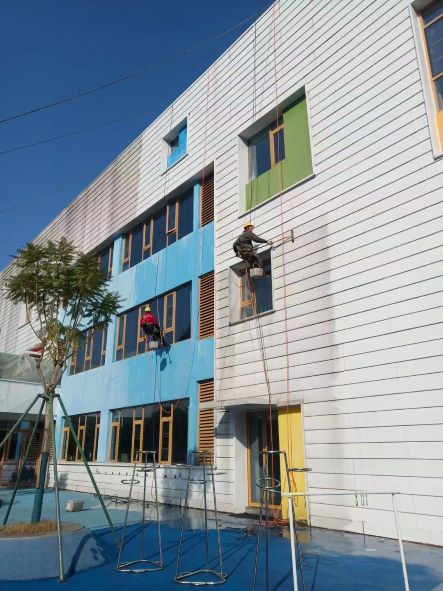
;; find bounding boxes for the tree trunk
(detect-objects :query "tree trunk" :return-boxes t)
[31,393,51,523]
[31,364,63,524]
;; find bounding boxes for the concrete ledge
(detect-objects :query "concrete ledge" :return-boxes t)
[0,523,114,580]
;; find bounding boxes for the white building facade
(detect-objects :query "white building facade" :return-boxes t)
[0,0,443,546]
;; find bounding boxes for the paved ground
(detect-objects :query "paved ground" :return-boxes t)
[0,489,442,590]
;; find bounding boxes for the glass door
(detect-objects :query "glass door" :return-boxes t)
[247,411,281,507]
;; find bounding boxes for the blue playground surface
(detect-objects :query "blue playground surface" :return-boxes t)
[0,489,442,591]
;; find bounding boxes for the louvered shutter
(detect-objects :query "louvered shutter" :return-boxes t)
[198,380,214,458]
[200,173,214,227]
[199,272,214,339]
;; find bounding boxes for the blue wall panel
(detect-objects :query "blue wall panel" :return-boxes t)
[57,183,214,463]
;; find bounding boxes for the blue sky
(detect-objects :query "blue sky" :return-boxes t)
[0,0,273,269]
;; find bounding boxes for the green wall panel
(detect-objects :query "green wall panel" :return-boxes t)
[245,96,313,210]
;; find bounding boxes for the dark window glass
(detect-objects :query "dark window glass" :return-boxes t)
[167,202,177,232]
[124,308,139,359]
[178,190,193,238]
[84,415,96,461]
[91,329,103,369]
[110,425,118,460]
[160,421,170,462]
[152,208,167,255]
[7,432,19,460]
[172,400,189,463]
[130,223,144,268]
[425,18,443,77]
[253,132,271,177]
[99,245,113,279]
[122,236,130,271]
[73,339,85,374]
[67,416,79,461]
[143,404,160,458]
[423,0,443,24]
[118,410,132,462]
[254,257,273,315]
[175,283,191,343]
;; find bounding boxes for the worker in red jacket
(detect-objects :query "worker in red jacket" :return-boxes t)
[140,304,168,347]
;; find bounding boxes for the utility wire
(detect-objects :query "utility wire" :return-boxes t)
[0,11,261,125]
[0,109,150,156]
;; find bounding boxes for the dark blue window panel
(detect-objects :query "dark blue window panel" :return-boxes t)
[425,18,443,77]
[175,283,192,343]
[130,223,144,268]
[124,307,139,359]
[253,132,271,177]
[178,190,193,238]
[273,128,285,164]
[253,257,273,315]
[152,209,167,255]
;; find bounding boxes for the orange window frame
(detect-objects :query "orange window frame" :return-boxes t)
[109,413,120,462]
[159,405,173,464]
[142,218,153,259]
[137,306,147,347]
[83,330,93,371]
[115,315,126,359]
[93,418,100,462]
[420,3,443,140]
[61,426,70,461]
[163,291,176,342]
[101,328,107,366]
[240,271,255,318]
[121,232,132,271]
[269,121,285,166]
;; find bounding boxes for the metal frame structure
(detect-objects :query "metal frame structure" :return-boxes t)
[0,391,119,583]
[277,490,410,591]
[253,450,311,591]
[117,450,163,573]
[175,450,226,586]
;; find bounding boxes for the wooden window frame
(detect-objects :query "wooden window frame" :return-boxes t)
[246,411,280,509]
[131,416,144,463]
[240,271,255,318]
[83,330,93,371]
[93,417,100,462]
[61,426,70,461]
[420,3,443,139]
[159,405,173,464]
[142,218,153,260]
[115,314,126,360]
[166,199,179,245]
[137,306,147,351]
[121,232,132,271]
[163,291,176,343]
[109,413,121,462]
[269,121,285,167]
[101,328,107,366]
[75,424,86,462]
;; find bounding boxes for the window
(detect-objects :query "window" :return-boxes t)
[108,399,188,464]
[70,327,107,374]
[243,94,313,210]
[230,253,273,322]
[61,412,100,462]
[98,244,113,280]
[198,380,214,459]
[200,173,214,227]
[421,1,443,138]
[166,122,187,168]
[115,282,192,360]
[121,190,194,271]
[199,272,214,339]
[250,118,285,178]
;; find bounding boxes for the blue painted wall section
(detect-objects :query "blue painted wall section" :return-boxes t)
[56,182,214,462]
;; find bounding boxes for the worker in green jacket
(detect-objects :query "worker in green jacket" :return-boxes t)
[233,222,272,269]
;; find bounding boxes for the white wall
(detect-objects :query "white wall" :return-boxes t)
[0,0,442,545]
